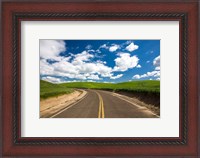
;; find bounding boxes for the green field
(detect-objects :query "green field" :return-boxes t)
[41,80,160,100]
[40,80,73,100]
[61,80,160,93]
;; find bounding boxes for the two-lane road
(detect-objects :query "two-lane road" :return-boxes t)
[52,89,158,118]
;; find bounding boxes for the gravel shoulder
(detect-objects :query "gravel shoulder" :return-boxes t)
[40,89,87,118]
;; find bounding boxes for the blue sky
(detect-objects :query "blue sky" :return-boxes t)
[40,40,160,83]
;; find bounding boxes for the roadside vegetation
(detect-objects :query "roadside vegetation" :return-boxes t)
[40,80,73,100]
[40,80,160,110]
[60,80,160,93]
[40,80,160,100]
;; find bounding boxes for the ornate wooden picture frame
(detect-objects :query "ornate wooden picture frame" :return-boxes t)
[1,1,199,157]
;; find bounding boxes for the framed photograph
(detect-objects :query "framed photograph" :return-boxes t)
[1,0,199,157]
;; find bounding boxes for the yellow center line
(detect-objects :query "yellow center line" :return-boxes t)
[98,94,101,118]
[96,92,105,118]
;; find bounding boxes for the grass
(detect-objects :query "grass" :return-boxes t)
[60,80,160,93]
[40,80,160,100]
[40,80,73,100]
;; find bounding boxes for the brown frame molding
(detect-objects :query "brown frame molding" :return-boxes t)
[1,1,199,157]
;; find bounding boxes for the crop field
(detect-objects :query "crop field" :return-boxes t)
[41,80,160,100]
[61,80,160,93]
[40,80,73,100]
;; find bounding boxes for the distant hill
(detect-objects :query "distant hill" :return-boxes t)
[40,80,160,100]
[60,80,160,93]
[40,80,73,99]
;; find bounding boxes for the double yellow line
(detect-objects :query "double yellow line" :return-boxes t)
[96,92,105,118]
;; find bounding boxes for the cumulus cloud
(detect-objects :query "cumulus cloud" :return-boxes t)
[87,80,96,82]
[133,55,160,80]
[125,42,139,52]
[97,60,107,64]
[153,55,160,66]
[147,71,160,77]
[110,74,123,80]
[109,44,120,52]
[132,74,141,79]
[40,59,54,76]
[113,53,139,72]
[99,44,108,49]
[42,76,62,83]
[87,74,101,80]
[141,74,147,78]
[136,64,141,68]
[72,51,94,64]
[40,51,113,81]
[95,63,113,77]
[85,44,92,49]
[53,60,78,75]
[132,70,160,80]
[155,66,160,71]
[40,41,143,82]
[62,80,77,83]
[40,40,66,61]
[153,56,160,71]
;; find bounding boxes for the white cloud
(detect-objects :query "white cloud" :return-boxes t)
[96,49,101,53]
[53,60,78,75]
[42,76,62,83]
[87,80,96,82]
[40,40,66,61]
[96,63,113,77]
[103,81,114,83]
[64,80,77,83]
[133,55,160,80]
[99,44,108,49]
[147,71,158,77]
[133,74,140,79]
[40,41,115,81]
[155,66,160,71]
[125,42,139,52]
[74,74,87,80]
[110,74,123,80]
[41,56,113,81]
[132,70,160,80]
[109,44,120,52]
[40,41,142,81]
[153,55,160,66]
[141,74,147,78]
[136,64,141,68]
[113,53,139,72]
[73,51,94,64]
[85,44,92,49]
[40,59,54,75]
[87,74,101,80]
[153,71,160,77]
[97,60,107,64]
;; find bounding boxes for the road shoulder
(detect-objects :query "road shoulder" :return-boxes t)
[40,89,87,118]
[111,92,160,117]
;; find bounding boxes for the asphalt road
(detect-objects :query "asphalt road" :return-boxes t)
[53,89,158,118]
